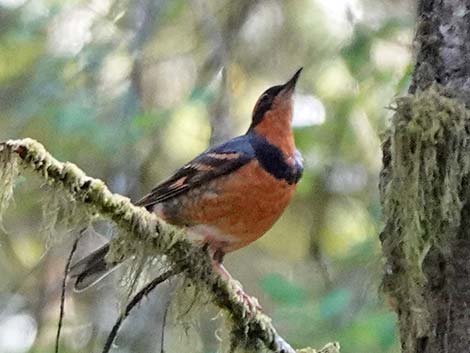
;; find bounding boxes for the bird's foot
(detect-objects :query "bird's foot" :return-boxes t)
[232,280,262,315]
[212,260,262,315]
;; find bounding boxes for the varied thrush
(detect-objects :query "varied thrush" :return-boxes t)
[71,69,304,300]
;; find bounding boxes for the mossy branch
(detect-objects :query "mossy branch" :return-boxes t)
[0,138,339,353]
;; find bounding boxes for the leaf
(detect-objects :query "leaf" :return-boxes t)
[260,273,307,306]
[318,288,353,320]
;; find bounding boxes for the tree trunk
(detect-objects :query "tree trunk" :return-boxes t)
[380,1,470,353]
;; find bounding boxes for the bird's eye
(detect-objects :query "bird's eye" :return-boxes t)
[260,93,269,102]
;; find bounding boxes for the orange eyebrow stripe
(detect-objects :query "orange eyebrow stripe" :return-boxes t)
[207,152,240,160]
[170,176,188,188]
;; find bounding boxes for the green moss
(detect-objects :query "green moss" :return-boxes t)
[382,85,470,336]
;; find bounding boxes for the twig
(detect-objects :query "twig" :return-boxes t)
[102,268,179,353]
[159,282,173,353]
[55,229,85,353]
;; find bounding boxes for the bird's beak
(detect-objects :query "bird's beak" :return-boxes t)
[280,67,303,95]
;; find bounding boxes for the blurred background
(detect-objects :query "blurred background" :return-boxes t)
[0,0,415,352]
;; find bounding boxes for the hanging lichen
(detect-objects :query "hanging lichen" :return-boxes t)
[381,85,470,338]
[0,143,19,228]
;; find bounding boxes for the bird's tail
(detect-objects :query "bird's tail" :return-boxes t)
[69,243,119,292]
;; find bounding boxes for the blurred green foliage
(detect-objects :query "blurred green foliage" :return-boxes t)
[0,0,415,352]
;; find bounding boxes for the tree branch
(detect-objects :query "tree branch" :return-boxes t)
[0,138,339,353]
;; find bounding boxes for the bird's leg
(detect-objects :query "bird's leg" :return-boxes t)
[210,248,262,315]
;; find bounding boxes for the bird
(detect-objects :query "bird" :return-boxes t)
[71,68,304,305]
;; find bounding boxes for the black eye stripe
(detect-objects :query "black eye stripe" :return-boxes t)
[249,85,284,129]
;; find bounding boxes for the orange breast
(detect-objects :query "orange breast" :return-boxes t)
[161,160,296,253]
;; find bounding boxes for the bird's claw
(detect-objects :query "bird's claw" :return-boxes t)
[213,262,262,315]
[233,281,262,315]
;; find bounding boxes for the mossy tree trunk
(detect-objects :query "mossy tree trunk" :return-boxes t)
[380,1,470,352]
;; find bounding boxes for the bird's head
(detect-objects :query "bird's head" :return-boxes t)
[248,68,302,153]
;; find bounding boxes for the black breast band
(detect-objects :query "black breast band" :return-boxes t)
[248,133,303,185]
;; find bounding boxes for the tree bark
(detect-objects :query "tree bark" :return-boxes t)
[410,0,470,100]
[380,1,470,353]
